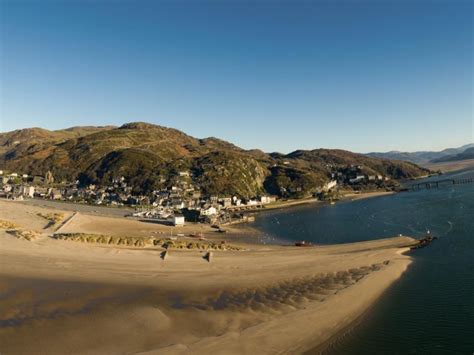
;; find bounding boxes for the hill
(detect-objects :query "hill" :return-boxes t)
[0,126,115,161]
[430,147,474,163]
[0,122,430,198]
[366,144,474,165]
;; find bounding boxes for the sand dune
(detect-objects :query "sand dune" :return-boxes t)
[0,199,417,354]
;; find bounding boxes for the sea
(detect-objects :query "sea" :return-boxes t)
[252,168,474,354]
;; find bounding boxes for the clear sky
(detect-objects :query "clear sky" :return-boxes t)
[0,0,472,153]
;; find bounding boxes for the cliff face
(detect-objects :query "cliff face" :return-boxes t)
[0,122,430,198]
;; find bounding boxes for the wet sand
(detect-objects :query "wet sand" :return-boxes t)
[0,199,417,354]
[340,190,395,201]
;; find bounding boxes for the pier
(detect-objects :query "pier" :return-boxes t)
[410,235,437,250]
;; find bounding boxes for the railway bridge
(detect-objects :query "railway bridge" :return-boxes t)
[411,177,474,191]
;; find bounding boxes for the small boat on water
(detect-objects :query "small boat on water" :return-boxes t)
[295,240,312,247]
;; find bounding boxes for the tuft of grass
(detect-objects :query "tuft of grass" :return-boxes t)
[36,212,65,228]
[1,219,40,241]
[0,220,19,229]
[54,233,155,247]
[6,229,39,241]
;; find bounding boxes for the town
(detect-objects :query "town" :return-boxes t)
[0,165,394,227]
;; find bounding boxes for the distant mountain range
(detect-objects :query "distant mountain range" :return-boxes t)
[0,122,429,198]
[366,144,474,165]
[430,147,474,163]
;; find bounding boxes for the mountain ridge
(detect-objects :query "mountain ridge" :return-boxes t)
[0,122,430,198]
[366,144,474,165]
[430,147,474,163]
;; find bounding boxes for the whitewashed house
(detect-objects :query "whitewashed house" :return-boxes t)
[173,215,185,226]
[221,197,232,208]
[200,206,217,216]
[259,195,277,204]
[21,186,35,198]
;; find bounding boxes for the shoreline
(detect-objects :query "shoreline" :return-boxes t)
[17,188,395,217]
[0,235,415,354]
[221,190,396,231]
[338,190,395,202]
[244,190,395,213]
[11,189,396,245]
[223,190,396,235]
[307,248,413,354]
[167,248,414,355]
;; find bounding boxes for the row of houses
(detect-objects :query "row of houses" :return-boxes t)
[0,169,282,226]
[348,174,389,184]
[329,166,391,185]
[1,165,389,226]
[131,193,280,226]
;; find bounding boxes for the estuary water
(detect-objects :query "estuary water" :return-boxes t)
[253,168,474,354]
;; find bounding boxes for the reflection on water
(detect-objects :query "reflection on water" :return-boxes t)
[254,169,474,354]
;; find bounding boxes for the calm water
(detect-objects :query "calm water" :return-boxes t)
[253,169,474,354]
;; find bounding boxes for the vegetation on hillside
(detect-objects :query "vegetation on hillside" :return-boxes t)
[0,122,430,198]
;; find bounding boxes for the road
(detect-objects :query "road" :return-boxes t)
[19,198,134,218]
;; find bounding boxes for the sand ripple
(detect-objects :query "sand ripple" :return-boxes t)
[178,262,389,313]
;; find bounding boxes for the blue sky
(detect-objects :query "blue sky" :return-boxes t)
[0,0,472,153]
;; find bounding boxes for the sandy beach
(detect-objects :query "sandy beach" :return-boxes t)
[339,190,395,201]
[0,199,417,354]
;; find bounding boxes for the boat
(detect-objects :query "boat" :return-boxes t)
[295,240,312,247]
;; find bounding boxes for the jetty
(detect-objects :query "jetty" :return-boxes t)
[411,235,437,250]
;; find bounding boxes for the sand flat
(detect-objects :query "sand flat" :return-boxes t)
[0,199,416,354]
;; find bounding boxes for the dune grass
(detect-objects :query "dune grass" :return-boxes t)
[0,220,19,230]
[6,229,40,241]
[36,212,65,228]
[54,233,242,250]
[1,220,40,241]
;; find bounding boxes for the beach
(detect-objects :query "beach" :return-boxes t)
[0,198,417,354]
